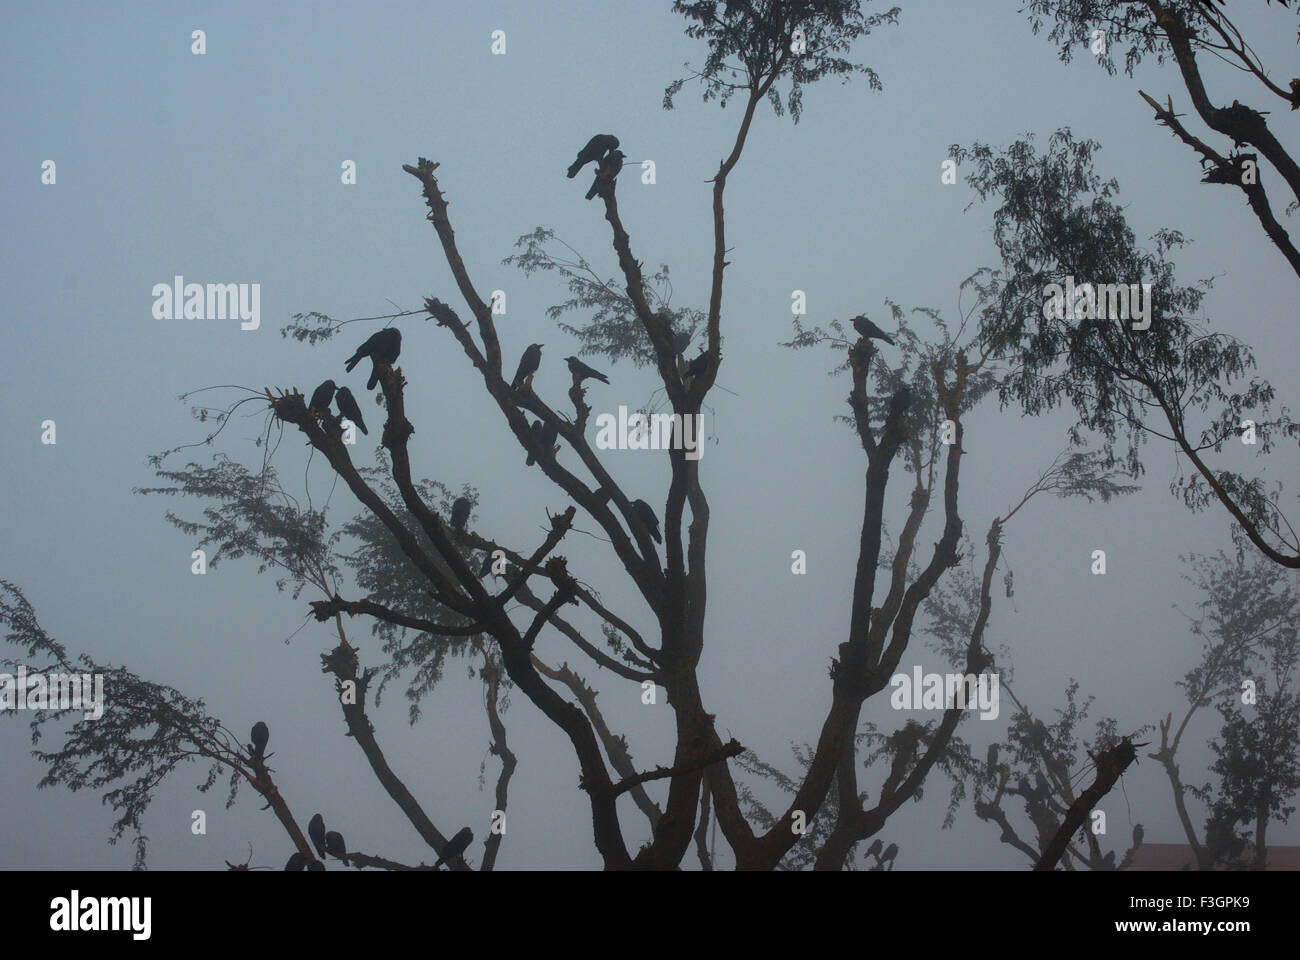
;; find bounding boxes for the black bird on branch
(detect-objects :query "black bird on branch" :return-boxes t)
[565,355,609,385]
[284,852,307,871]
[436,826,474,868]
[324,830,348,863]
[631,499,662,544]
[851,315,894,345]
[334,386,368,435]
[526,419,559,466]
[881,842,899,866]
[512,343,543,391]
[585,150,627,201]
[308,813,327,859]
[567,134,620,178]
[308,380,336,416]
[345,327,402,390]
[450,496,471,531]
[684,350,710,381]
[866,838,883,859]
[249,721,269,762]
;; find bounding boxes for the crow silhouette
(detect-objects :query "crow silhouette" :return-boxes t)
[565,355,609,385]
[249,721,269,762]
[631,499,662,544]
[308,813,327,859]
[567,134,620,178]
[345,327,402,390]
[436,826,474,868]
[334,386,367,435]
[308,380,336,415]
[450,496,471,531]
[851,315,894,345]
[324,830,348,863]
[512,343,543,391]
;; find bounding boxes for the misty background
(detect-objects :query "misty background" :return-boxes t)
[1,0,1296,869]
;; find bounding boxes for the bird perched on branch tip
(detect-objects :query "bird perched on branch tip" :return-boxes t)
[567,134,619,178]
[334,386,368,435]
[851,315,895,345]
[565,355,609,385]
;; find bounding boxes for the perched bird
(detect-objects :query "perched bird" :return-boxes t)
[986,743,999,775]
[851,315,895,345]
[308,380,336,415]
[866,838,883,859]
[511,343,544,391]
[882,842,899,863]
[450,496,471,531]
[565,355,609,385]
[345,327,402,390]
[684,350,710,380]
[585,150,627,201]
[526,420,546,467]
[334,386,368,435]
[308,814,327,859]
[1133,824,1144,847]
[284,852,307,871]
[436,826,474,868]
[249,721,269,762]
[631,499,662,544]
[306,860,325,872]
[567,134,620,178]
[324,830,348,863]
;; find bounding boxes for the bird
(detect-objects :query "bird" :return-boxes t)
[851,315,895,345]
[308,380,336,415]
[586,149,627,200]
[866,838,883,859]
[631,499,662,544]
[567,134,620,178]
[306,860,325,872]
[345,327,402,390]
[334,386,368,435]
[882,842,899,863]
[436,826,473,868]
[525,420,546,467]
[1133,824,1144,847]
[511,343,543,391]
[565,355,609,386]
[684,350,710,380]
[986,743,999,775]
[284,852,307,871]
[249,721,269,762]
[324,830,348,863]
[450,496,471,531]
[308,814,327,859]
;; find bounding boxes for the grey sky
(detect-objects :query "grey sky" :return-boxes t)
[1,1,1297,870]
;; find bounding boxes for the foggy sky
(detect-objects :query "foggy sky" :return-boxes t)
[1,0,1297,870]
